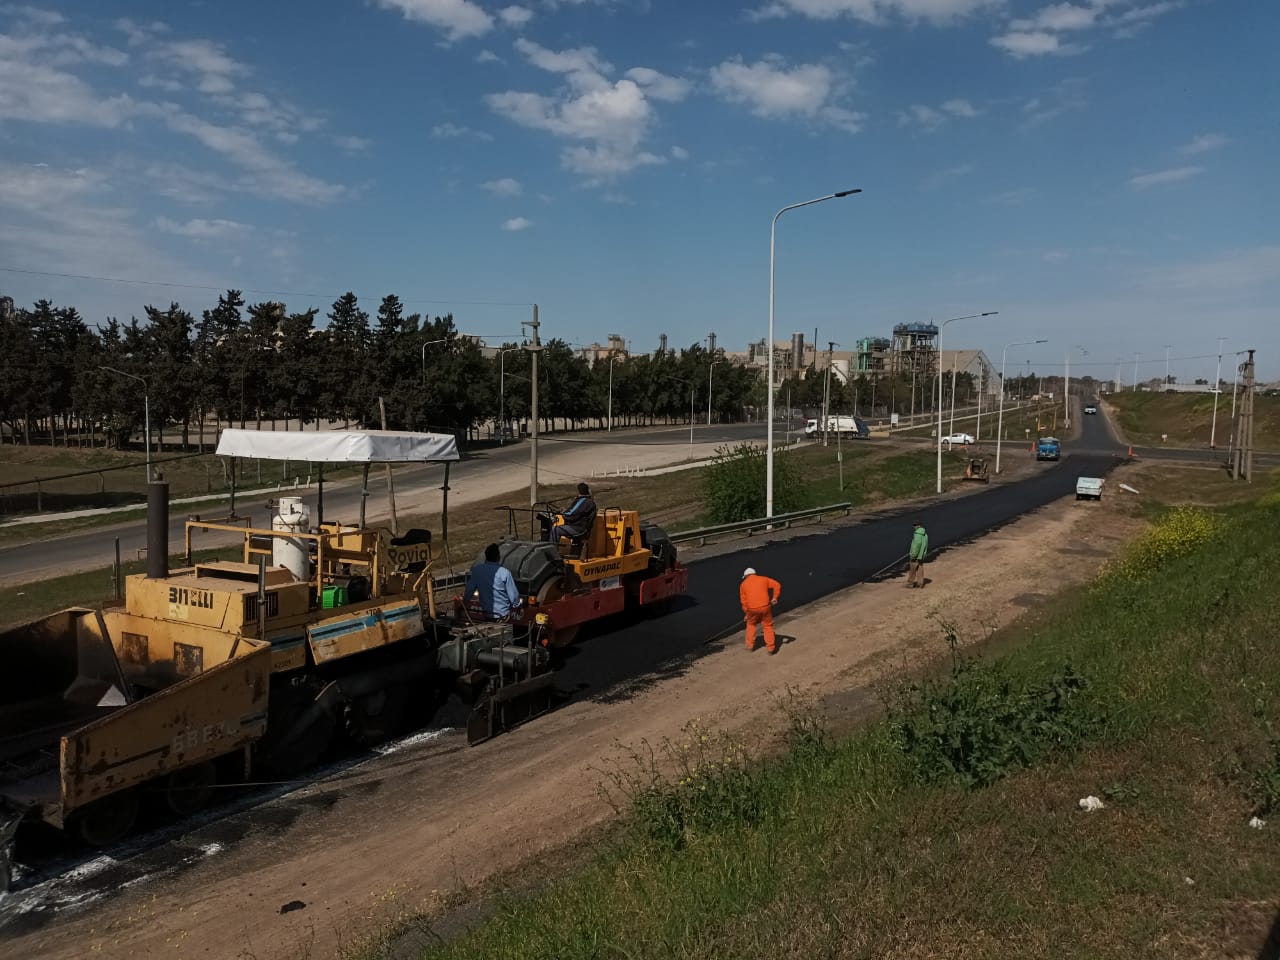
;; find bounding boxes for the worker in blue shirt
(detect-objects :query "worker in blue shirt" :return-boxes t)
[465,543,523,620]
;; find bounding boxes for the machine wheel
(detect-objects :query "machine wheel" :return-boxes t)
[164,762,217,816]
[535,576,579,648]
[344,682,413,746]
[74,790,139,847]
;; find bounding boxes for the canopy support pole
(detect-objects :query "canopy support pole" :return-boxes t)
[317,463,324,526]
[359,463,370,530]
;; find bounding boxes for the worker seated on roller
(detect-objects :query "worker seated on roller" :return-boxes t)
[465,543,523,621]
[547,482,597,547]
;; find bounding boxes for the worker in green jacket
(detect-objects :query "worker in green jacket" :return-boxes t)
[907,521,929,588]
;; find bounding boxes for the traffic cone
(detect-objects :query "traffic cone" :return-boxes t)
[1127,445,1137,459]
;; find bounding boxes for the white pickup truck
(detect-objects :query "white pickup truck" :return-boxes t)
[1076,477,1104,501]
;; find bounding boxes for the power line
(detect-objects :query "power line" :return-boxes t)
[0,265,533,309]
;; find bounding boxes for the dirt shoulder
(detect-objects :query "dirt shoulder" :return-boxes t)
[2,460,1148,960]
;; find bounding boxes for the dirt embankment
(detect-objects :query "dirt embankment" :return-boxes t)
[4,481,1144,960]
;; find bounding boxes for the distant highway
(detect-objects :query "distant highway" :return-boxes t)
[0,422,770,585]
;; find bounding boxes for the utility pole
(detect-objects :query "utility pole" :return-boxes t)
[1132,352,1140,391]
[1115,359,1122,395]
[1163,344,1173,387]
[823,341,836,447]
[1231,349,1255,481]
[948,355,958,438]
[527,304,541,506]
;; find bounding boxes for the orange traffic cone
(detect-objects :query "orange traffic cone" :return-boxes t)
[1127,445,1136,459]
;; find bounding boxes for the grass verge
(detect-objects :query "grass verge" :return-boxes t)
[1108,390,1278,449]
[402,476,1280,960]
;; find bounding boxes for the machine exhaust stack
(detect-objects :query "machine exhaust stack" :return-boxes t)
[146,479,169,579]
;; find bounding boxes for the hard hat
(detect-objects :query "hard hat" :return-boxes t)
[742,567,756,579]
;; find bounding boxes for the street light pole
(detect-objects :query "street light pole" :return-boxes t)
[767,187,861,518]
[1210,336,1226,449]
[707,360,721,427]
[936,311,997,493]
[1163,344,1173,388]
[1065,345,1086,431]
[1132,352,1140,391]
[103,365,151,481]
[996,338,1047,475]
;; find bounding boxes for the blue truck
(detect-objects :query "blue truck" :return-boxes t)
[1036,436,1061,461]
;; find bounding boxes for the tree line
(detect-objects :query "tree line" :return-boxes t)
[0,290,768,451]
[0,288,1070,452]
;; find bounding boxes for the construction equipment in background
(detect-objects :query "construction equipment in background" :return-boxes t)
[0,431,553,880]
[962,457,990,483]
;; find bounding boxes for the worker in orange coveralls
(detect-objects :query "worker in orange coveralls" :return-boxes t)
[739,566,782,655]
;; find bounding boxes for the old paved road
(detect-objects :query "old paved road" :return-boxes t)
[0,422,770,587]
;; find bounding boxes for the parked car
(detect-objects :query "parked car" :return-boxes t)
[942,432,975,447]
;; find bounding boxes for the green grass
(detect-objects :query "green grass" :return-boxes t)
[1108,390,1279,449]
[404,478,1280,960]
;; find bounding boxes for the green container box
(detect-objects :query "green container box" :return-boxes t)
[321,585,348,609]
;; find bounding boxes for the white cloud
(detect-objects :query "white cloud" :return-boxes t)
[1132,246,1280,295]
[670,145,689,160]
[1127,165,1204,189]
[374,0,494,41]
[0,161,215,293]
[986,186,1035,205]
[482,176,523,196]
[941,98,979,117]
[898,104,945,131]
[476,49,501,63]
[750,0,1000,26]
[994,2,1183,56]
[154,216,251,240]
[1177,132,1228,155]
[990,30,1079,57]
[432,121,494,140]
[513,38,611,85]
[487,40,678,179]
[498,5,534,27]
[709,56,864,132]
[1009,2,1098,32]
[602,191,633,204]
[502,216,532,231]
[114,18,167,46]
[333,134,371,153]
[152,38,247,93]
[159,106,345,204]
[624,66,691,102]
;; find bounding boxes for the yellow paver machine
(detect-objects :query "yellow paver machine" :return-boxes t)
[0,430,552,885]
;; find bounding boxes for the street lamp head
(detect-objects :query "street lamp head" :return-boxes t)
[981,311,999,317]
[833,188,862,198]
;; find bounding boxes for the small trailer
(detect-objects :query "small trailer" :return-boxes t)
[1076,477,1104,501]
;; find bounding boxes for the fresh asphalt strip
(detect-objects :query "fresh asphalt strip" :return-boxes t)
[554,451,1121,704]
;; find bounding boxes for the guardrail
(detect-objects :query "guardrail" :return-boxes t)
[669,502,853,547]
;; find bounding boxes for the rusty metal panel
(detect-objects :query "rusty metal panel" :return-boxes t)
[120,631,149,666]
[173,642,204,678]
[379,600,424,646]
[306,608,387,664]
[59,641,271,814]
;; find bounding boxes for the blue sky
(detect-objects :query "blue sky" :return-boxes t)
[0,0,1276,382]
